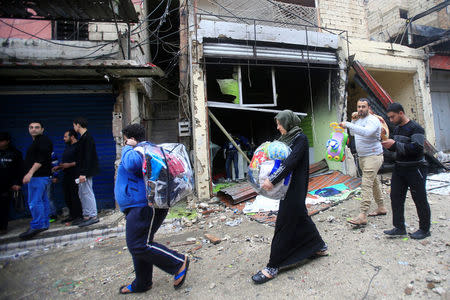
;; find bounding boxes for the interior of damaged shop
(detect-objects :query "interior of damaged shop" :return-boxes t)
[204,60,341,184]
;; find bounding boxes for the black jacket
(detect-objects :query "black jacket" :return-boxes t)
[0,146,24,192]
[389,120,426,167]
[24,134,53,177]
[77,131,99,177]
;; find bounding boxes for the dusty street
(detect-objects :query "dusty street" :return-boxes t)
[0,192,448,300]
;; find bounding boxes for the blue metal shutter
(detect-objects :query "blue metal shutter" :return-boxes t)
[0,93,116,218]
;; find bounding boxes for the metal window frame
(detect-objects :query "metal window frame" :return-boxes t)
[238,65,278,107]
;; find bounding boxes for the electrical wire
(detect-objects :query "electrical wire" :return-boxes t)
[109,0,126,59]
[0,19,113,49]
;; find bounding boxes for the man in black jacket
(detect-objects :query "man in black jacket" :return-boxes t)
[381,103,431,240]
[0,132,24,234]
[73,117,100,227]
[53,129,82,224]
[20,122,53,240]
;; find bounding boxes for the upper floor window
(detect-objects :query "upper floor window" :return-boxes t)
[52,21,88,41]
[399,9,408,19]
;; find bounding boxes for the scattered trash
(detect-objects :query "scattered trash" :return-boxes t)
[427,282,435,289]
[402,237,409,241]
[404,284,414,295]
[398,261,409,266]
[204,234,221,245]
[198,202,209,209]
[210,283,216,289]
[53,279,82,293]
[186,237,196,242]
[243,195,280,214]
[326,216,335,223]
[170,241,196,247]
[225,218,242,227]
[426,276,442,283]
[432,287,445,296]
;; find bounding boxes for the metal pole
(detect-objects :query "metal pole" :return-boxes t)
[208,110,251,164]
[127,23,131,59]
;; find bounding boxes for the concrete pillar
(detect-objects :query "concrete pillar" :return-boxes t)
[190,49,211,201]
[413,62,436,146]
[122,80,140,125]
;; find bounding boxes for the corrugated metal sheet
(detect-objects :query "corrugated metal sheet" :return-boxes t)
[216,182,257,204]
[203,43,338,65]
[309,170,361,191]
[430,55,450,71]
[0,92,116,218]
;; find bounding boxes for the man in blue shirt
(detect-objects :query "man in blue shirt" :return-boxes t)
[115,124,189,294]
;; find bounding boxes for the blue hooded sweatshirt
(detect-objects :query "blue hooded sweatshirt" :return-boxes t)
[114,145,147,211]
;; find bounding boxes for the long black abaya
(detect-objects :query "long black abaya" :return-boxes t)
[267,132,326,269]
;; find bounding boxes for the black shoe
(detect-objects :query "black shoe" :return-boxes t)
[71,217,84,226]
[19,227,48,240]
[409,229,430,240]
[383,227,407,236]
[252,271,274,284]
[78,217,99,228]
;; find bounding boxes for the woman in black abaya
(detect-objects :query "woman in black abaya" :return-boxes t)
[252,110,328,284]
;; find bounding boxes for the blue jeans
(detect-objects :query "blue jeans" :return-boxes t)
[28,177,50,229]
[47,181,56,217]
[225,151,239,179]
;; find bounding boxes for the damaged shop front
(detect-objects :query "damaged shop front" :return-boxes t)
[188,13,349,200]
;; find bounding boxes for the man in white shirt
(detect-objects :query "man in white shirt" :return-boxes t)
[340,98,386,226]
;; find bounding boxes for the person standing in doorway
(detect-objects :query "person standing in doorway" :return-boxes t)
[53,129,82,225]
[0,132,24,234]
[19,121,53,240]
[381,103,431,240]
[340,98,386,226]
[73,117,100,227]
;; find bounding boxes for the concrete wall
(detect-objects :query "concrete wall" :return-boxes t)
[0,38,119,60]
[342,38,436,145]
[0,19,51,39]
[366,0,448,41]
[317,0,369,39]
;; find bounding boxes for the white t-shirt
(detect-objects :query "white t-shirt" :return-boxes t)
[346,114,383,157]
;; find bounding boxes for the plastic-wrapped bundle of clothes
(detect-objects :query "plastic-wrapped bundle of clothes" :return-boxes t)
[247,141,292,200]
[135,143,194,208]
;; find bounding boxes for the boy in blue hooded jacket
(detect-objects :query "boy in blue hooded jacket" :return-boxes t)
[115,124,189,295]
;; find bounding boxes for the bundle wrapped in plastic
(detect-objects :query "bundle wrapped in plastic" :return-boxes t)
[135,142,194,208]
[247,141,292,200]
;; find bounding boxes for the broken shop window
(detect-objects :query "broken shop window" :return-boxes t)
[206,64,277,107]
